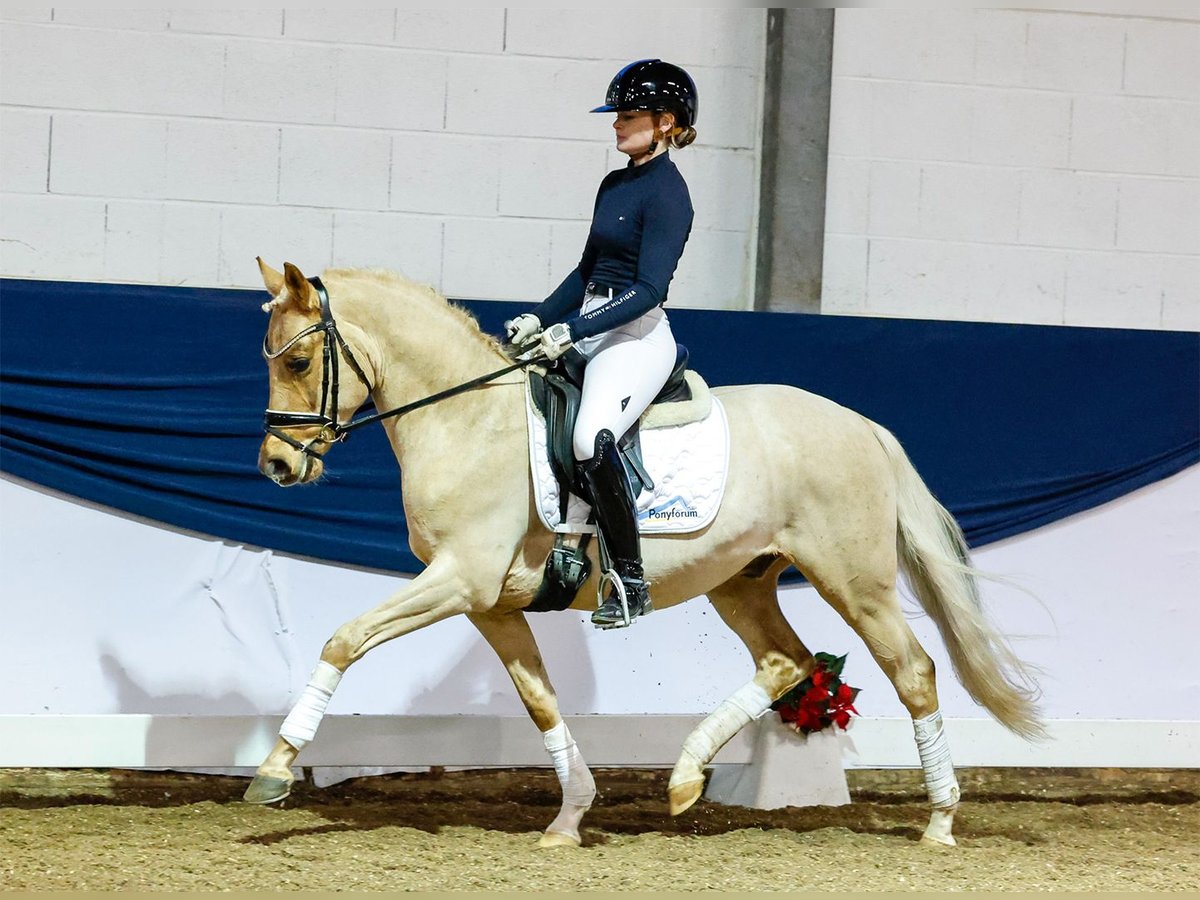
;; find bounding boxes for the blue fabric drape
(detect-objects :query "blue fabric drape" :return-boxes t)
[2,278,1196,579]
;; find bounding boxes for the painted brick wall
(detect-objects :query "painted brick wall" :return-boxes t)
[822,8,1199,330]
[0,9,765,309]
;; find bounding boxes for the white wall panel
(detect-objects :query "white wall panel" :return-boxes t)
[278,126,392,211]
[445,55,616,141]
[816,235,868,315]
[0,11,764,308]
[1161,256,1200,331]
[830,9,977,83]
[1070,95,1188,176]
[332,211,443,286]
[332,47,447,132]
[442,217,553,300]
[216,205,334,285]
[497,140,608,221]
[1017,170,1120,250]
[671,148,757,235]
[1065,251,1190,329]
[868,81,975,162]
[164,119,281,205]
[392,10,505,54]
[1116,177,1200,255]
[0,8,52,23]
[167,9,283,38]
[283,8,398,45]
[0,194,106,278]
[49,114,168,199]
[103,201,167,283]
[1022,13,1127,93]
[160,203,224,286]
[548,220,591,285]
[1119,18,1200,100]
[823,156,868,235]
[917,163,1022,243]
[505,9,764,71]
[0,108,49,194]
[0,24,225,117]
[669,229,751,311]
[969,89,1071,169]
[960,243,1068,325]
[824,8,1199,328]
[222,39,339,125]
[50,9,170,31]
[388,133,501,218]
[865,160,921,238]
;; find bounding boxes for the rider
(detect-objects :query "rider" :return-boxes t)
[504,59,698,628]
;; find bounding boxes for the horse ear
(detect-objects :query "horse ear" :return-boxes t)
[257,257,285,297]
[282,261,318,312]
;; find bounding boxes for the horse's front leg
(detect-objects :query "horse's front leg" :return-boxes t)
[244,555,494,805]
[469,608,596,848]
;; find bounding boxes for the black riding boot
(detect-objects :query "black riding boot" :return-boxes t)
[581,429,652,628]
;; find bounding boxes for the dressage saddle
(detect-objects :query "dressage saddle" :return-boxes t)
[526,343,692,614]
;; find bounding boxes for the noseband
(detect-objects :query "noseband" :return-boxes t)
[262,276,533,466]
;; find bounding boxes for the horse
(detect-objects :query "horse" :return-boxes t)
[244,259,1043,848]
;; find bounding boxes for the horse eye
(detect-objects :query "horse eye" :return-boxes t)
[287,357,311,374]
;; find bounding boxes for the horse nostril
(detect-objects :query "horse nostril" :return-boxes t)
[264,457,291,480]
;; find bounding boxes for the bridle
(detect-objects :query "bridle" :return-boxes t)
[262,276,534,465]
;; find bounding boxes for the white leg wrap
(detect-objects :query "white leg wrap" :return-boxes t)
[913,709,960,808]
[672,680,773,786]
[542,722,596,809]
[541,721,596,842]
[279,661,343,751]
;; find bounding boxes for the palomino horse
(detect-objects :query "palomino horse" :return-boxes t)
[245,260,1042,847]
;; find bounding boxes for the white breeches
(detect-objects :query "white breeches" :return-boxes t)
[572,304,676,462]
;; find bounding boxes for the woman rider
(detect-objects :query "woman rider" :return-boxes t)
[504,59,698,628]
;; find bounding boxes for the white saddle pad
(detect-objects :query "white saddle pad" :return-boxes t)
[526,380,730,535]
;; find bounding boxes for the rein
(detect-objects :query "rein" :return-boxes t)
[263,276,533,459]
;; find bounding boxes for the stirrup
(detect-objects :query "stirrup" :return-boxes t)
[591,569,652,629]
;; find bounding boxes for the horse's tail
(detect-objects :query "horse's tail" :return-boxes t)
[867,419,1046,741]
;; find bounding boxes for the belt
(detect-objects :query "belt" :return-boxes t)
[585,281,617,298]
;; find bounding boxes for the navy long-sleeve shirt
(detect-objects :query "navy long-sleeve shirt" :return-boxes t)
[530,152,693,341]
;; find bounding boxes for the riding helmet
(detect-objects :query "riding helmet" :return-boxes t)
[590,59,698,128]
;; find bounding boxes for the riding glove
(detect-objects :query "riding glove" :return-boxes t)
[538,322,574,360]
[504,313,541,346]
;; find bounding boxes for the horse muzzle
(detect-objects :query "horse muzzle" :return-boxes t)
[258,432,326,486]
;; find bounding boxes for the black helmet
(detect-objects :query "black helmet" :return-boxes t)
[590,58,698,128]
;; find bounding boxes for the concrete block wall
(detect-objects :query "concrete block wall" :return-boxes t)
[823,8,1200,330]
[0,9,765,309]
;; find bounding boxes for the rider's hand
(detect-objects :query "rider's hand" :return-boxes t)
[538,322,574,360]
[504,313,541,346]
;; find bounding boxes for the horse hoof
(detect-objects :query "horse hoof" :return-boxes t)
[538,830,581,849]
[667,779,704,816]
[919,833,957,848]
[243,774,293,805]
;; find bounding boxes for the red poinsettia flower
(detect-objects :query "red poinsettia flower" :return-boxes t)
[804,685,830,704]
[770,652,861,736]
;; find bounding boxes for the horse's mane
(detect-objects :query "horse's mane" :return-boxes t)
[322,267,506,355]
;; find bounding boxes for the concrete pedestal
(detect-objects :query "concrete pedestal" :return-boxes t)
[704,716,850,809]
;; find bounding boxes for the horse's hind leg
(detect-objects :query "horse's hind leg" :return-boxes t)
[802,557,960,846]
[469,608,596,849]
[668,563,815,815]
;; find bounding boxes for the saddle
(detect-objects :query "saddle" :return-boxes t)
[526,343,694,614]
[528,343,692,520]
